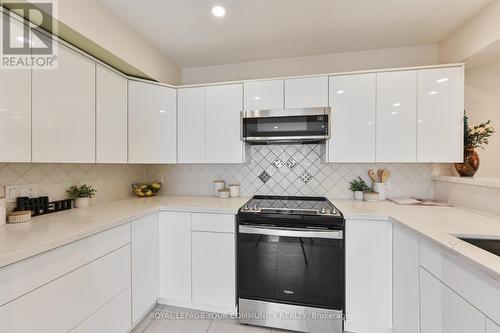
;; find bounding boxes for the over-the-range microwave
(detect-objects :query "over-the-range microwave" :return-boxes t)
[241,107,331,144]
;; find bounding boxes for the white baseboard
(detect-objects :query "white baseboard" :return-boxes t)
[157,297,237,315]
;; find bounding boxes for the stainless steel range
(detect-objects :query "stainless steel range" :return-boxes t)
[237,195,345,333]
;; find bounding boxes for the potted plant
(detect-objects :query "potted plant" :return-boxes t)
[455,114,495,177]
[349,177,371,200]
[67,184,97,208]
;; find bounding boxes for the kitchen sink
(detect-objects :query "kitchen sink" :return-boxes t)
[458,237,500,257]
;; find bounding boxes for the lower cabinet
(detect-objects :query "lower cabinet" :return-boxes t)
[131,214,159,323]
[420,267,486,333]
[392,224,420,333]
[158,211,236,313]
[192,231,236,311]
[345,219,392,333]
[70,287,131,333]
[0,245,130,333]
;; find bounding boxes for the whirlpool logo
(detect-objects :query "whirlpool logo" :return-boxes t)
[283,290,294,295]
[1,1,58,69]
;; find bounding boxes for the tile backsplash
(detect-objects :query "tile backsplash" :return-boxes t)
[0,163,145,210]
[146,144,434,199]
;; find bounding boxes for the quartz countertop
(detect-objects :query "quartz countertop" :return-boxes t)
[1,195,499,284]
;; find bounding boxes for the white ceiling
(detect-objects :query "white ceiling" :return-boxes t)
[100,0,492,68]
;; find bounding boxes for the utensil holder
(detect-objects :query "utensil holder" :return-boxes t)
[373,183,386,200]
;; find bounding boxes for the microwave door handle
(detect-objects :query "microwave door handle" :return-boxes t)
[238,225,343,240]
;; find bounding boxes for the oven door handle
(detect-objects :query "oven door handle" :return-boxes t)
[238,225,343,239]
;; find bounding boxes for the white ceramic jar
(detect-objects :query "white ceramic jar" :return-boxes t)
[373,183,386,200]
[354,191,364,201]
[75,197,90,208]
[229,184,240,197]
[217,189,230,199]
[213,180,225,197]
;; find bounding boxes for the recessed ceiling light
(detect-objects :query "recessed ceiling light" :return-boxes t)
[159,110,166,113]
[211,6,226,17]
[253,96,261,100]
[336,90,345,94]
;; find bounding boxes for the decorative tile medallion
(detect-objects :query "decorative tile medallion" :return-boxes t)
[273,158,284,169]
[258,171,272,184]
[299,170,313,183]
[286,157,297,169]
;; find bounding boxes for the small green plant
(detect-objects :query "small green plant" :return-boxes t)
[67,184,97,199]
[349,177,371,193]
[463,113,495,149]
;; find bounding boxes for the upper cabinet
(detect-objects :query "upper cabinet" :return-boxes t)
[128,81,177,164]
[32,43,96,163]
[96,65,128,163]
[417,67,464,162]
[284,76,328,108]
[328,74,376,163]
[178,87,205,163]
[244,80,284,111]
[0,67,31,163]
[205,84,244,163]
[376,71,417,162]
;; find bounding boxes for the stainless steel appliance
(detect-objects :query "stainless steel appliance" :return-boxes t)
[241,108,331,144]
[237,195,345,333]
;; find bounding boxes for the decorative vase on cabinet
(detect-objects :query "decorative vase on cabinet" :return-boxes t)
[455,147,480,177]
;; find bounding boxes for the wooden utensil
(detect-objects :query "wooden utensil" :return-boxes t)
[381,169,391,183]
[368,169,378,183]
[377,169,384,183]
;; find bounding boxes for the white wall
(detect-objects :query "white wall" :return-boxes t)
[54,0,180,84]
[463,60,500,178]
[181,44,439,84]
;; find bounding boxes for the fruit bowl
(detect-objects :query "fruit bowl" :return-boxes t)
[132,182,162,197]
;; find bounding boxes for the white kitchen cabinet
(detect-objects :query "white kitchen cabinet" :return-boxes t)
[417,67,464,162]
[128,81,177,163]
[420,267,486,333]
[393,224,420,333]
[70,287,131,333]
[487,318,500,333]
[32,43,96,163]
[205,84,243,163]
[244,79,284,110]
[158,212,192,303]
[345,219,392,333]
[192,231,236,312]
[0,15,31,162]
[131,214,159,323]
[178,87,205,163]
[0,245,130,333]
[328,74,376,162]
[285,76,328,108]
[0,67,31,163]
[376,71,417,162]
[96,65,128,163]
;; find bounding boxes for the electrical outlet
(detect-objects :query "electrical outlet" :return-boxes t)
[5,184,37,203]
[157,174,164,184]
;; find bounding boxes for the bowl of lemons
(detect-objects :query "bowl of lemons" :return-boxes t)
[132,182,162,197]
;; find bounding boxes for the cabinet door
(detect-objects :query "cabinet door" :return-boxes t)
[487,318,500,333]
[158,212,192,303]
[205,84,243,163]
[244,80,284,110]
[178,87,205,163]
[131,214,159,322]
[285,76,328,108]
[420,268,486,333]
[393,225,420,333]
[376,71,417,162]
[345,219,392,332]
[96,65,127,163]
[128,81,177,163]
[417,67,464,162]
[0,16,31,163]
[192,231,236,310]
[32,43,95,163]
[328,74,376,162]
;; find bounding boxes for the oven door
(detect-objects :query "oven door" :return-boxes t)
[241,108,330,143]
[237,225,344,310]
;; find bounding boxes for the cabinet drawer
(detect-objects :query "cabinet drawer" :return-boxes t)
[70,286,131,333]
[0,223,130,306]
[191,213,235,233]
[0,245,131,333]
[420,240,500,324]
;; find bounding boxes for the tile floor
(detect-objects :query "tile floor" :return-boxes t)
[131,304,293,333]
